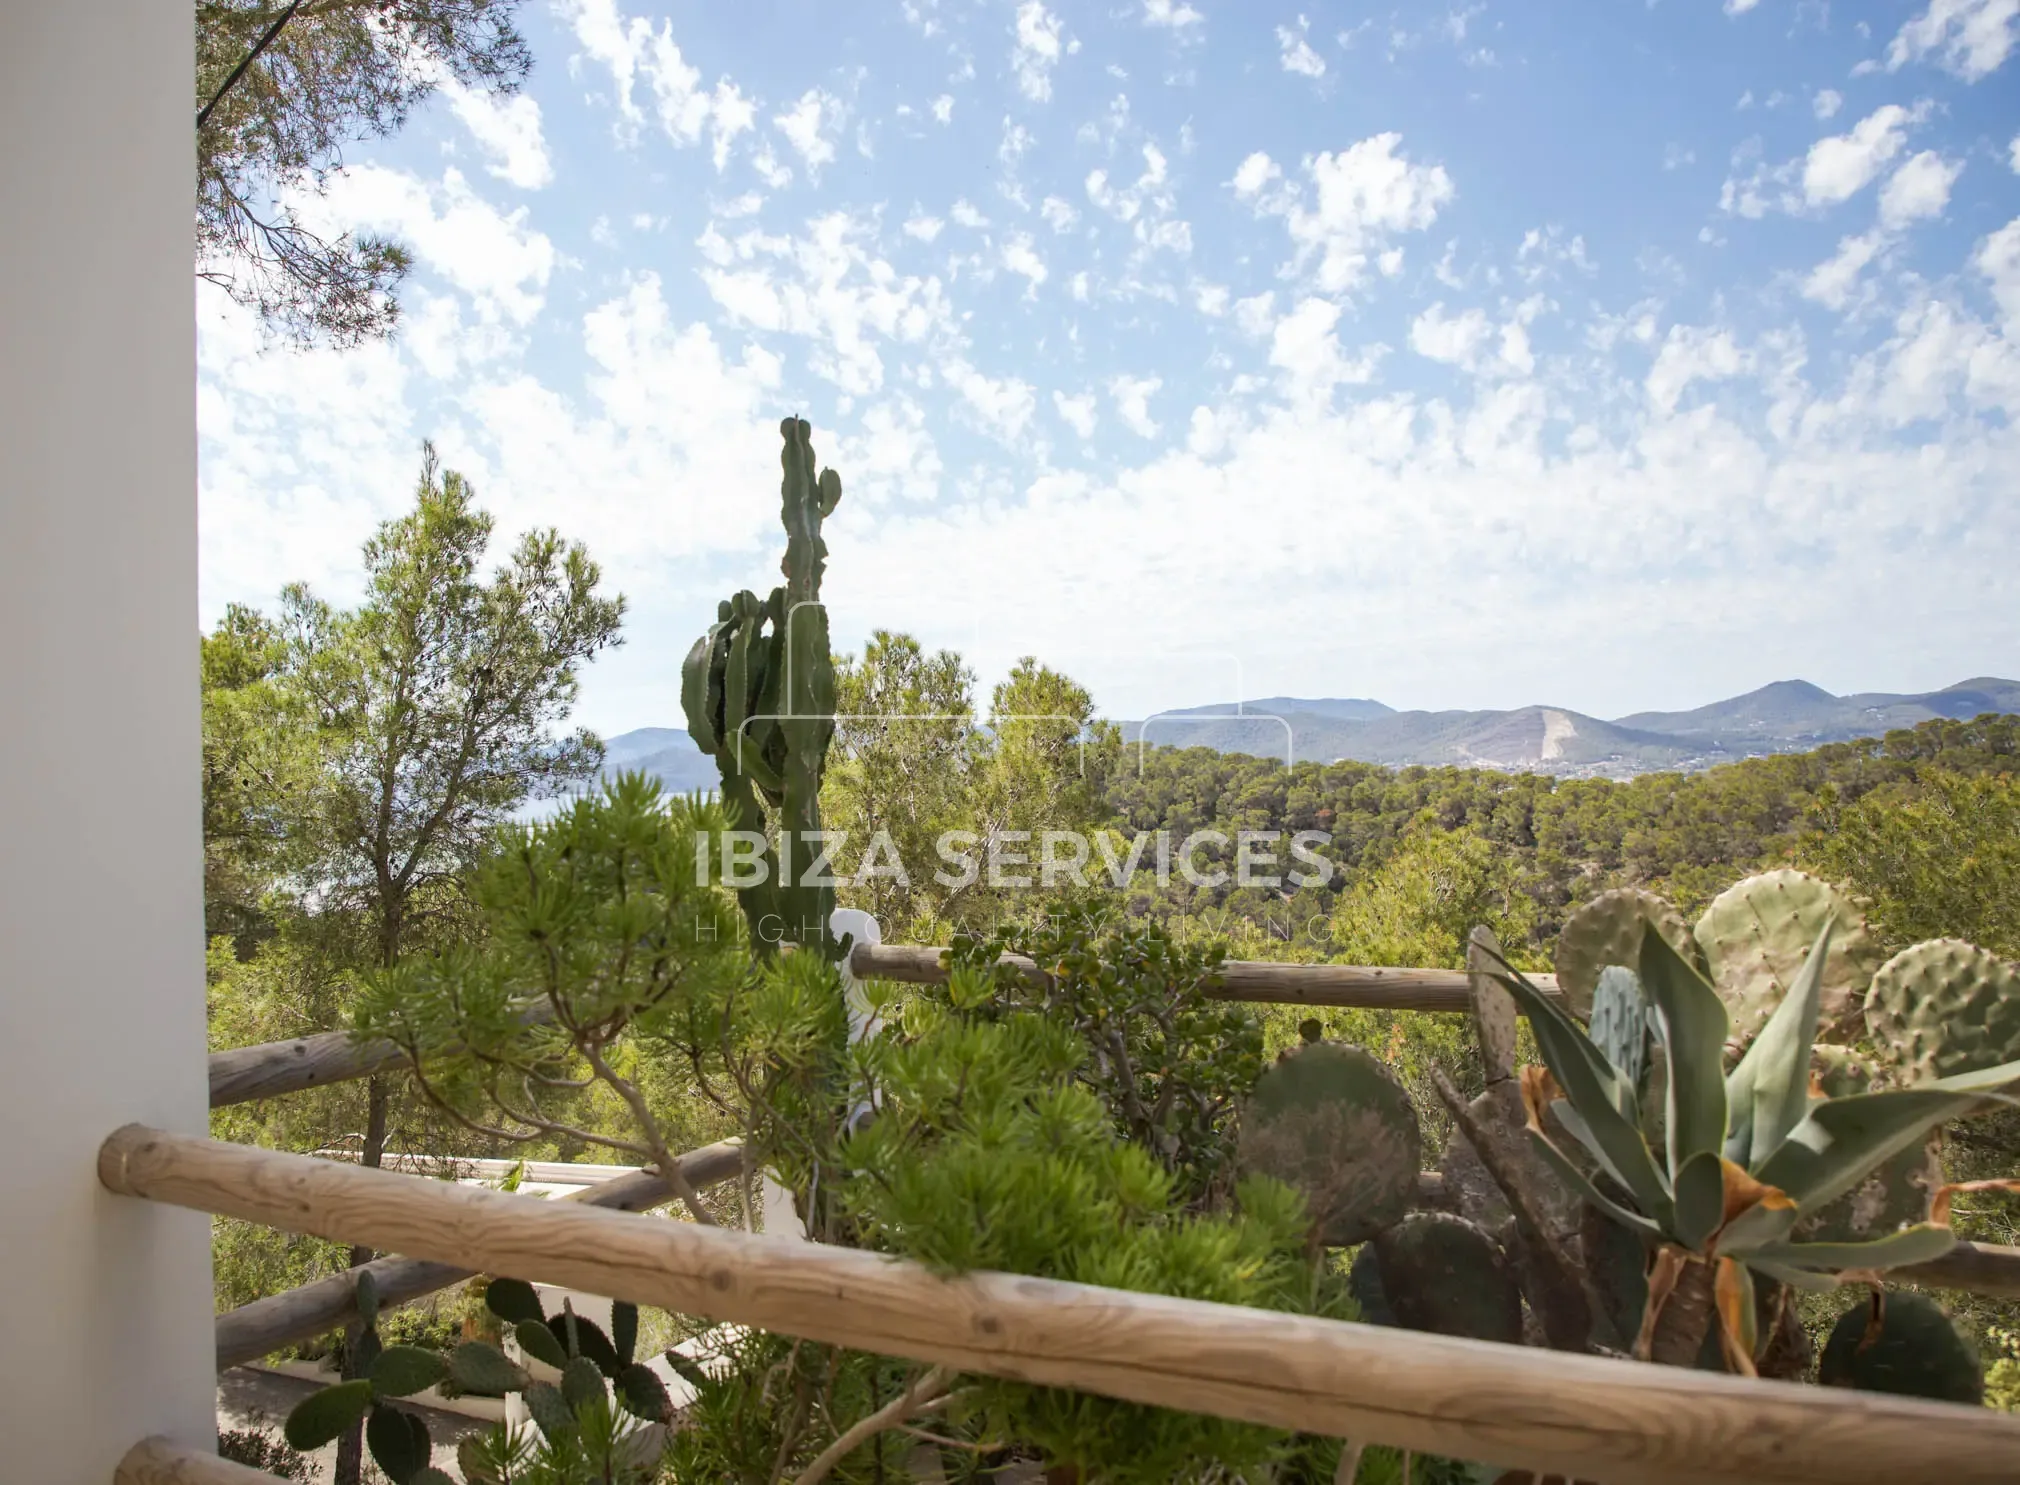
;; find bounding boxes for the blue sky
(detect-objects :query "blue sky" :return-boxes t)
[198,0,2020,735]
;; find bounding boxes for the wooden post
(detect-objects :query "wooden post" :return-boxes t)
[101,1126,2020,1485]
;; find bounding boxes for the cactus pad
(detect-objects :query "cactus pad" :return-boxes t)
[1555,889,1697,1022]
[1369,1213,1524,1344]
[1819,1291,1982,1405]
[1237,1041,1421,1246]
[1347,1243,1395,1326]
[1587,965,1649,1088]
[1693,870,1881,1046]
[1864,938,2020,1083]
[1793,1048,1939,1245]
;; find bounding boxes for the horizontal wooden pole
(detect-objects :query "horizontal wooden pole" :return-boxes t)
[214,1139,743,1370]
[115,1437,278,1484]
[207,950,1559,1109]
[103,1126,2020,1485]
[1897,1240,2020,1300]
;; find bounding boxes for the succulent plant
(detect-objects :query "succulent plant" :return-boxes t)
[1819,1290,1983,1405]
[1587,965,1650,1093]
[285,1277,671,1483]
[1237,1040,1421,1246]
[1554,888,1697,1023]
[1865,938,2020,1084]
[1692,869,1882,1047]
[1485,914,2020,1373]
[680,418,846,959]
[1368,1212,1525,1345]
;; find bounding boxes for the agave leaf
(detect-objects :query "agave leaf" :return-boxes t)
[1714,1257,1759,1378]
[1523,1125,1664,1240]
[1486,958,1673,1223]
[1746,1223,1958,1274]
[1744,1258,1846,1293]
[1671,1150,1726,1251]
[1929,1055,2020,1095]
[1638,932,1730,1180]
[1730,918,1834,1169]
[1755,1088,1991,1212]
[1713,1196,1801,1257]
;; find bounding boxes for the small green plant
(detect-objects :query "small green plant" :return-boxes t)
[283,1273,673,1484]
[217,1415,310,1479]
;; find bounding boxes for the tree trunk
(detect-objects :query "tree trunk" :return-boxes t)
[1646,1255,1716,1367]
[333,1075,390,1485]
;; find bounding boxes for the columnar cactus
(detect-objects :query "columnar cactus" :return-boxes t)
[1587,964,1650,1090]
[680,418,846,957]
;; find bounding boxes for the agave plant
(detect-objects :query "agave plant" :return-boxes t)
[1487,921,2020,1374]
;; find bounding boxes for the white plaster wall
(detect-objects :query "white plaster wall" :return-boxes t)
[0,5,219,1476]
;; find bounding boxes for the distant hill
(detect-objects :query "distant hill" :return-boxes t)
[1118,678,2020,778]
[597,726,718,793]
[590,677,2020,788]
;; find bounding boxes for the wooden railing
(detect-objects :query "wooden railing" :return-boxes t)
[105,1124,2020,1485]
[157,941,2020,1483]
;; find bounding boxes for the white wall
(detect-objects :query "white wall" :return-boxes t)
[0,5,218,1477]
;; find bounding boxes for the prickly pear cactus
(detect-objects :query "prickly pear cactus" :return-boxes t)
[1237,1041,1420,1246]
[680,418,846,958]
[1368,1212,1524,1345]
[1554,888,1697,1022]
[1864,938,2020,1083]
[1792,1047,1940,1245]
[1819,1291,1983,1405]
[1693,870,1881,1046]
[1587,965,1649,1088]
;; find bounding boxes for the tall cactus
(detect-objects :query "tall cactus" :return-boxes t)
[680,418,846,958]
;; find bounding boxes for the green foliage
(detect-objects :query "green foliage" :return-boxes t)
[285,1379,374,1450]
[941,908,1265,1205]
[197,0,529,344]
[217,1420,310,1479]
[1327,824,1537,974]
[1819,1292,1984,1404]
[682,417,846,956]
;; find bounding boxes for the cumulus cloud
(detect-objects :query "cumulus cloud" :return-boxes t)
[1801,231,1885,310]
[1053,390,1098,437]
[1239,135,1454,293]
[775,89,844,174]
[1003,233,1049,294]
[438,77,553,189]
[1804,104,1921,207]
[1277,15,1327,77]
[1879,150,1963,227]
[1645,325,1749,414]
[931,94,955,123]
[1108,374,1163,435]
[1143,0,1205,27]
[564,0,753,167]
[1040,195,1080,231]
[1813,89,1843,120]
[1269,297,1380,401]
[1013,1,1068,100]
[1885,0,2018,82]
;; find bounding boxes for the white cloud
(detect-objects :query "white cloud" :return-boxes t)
[1108,374,1163,436]
[1801,231,1884,310]
[775,89,843,173]
[1054,390,1098,437]
[2011,133,2020,171]
[1040,195,1080,232]
[931,94,955,124]
[1243,134,1455,293]
[951,199,990,228]
[1143,0,1205,28]
[438,78,553,189]
[1003,233,1049,294]
[945,359,1038,439]
[319,166,554,326]
[1409,302,1534,376]
[1233,290,1276,337]
[1194,282,1230,316]
[1885,0,2018,82]
[1013,1,1067,101]
[1879,150,1963,227]
[1645,325,1749,414]
[1277,16,1327,77]
[565,0,752,168]
[1803,104,1918,207]
[1231,151,1281,197]
[1813,89,1843,120]
[1977,217,2020,332]
[1725,0,1761,13]
[904,212,945,242]
[1269,297,1380,401]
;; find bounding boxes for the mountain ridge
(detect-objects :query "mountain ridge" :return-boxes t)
[595,676,2020,789]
